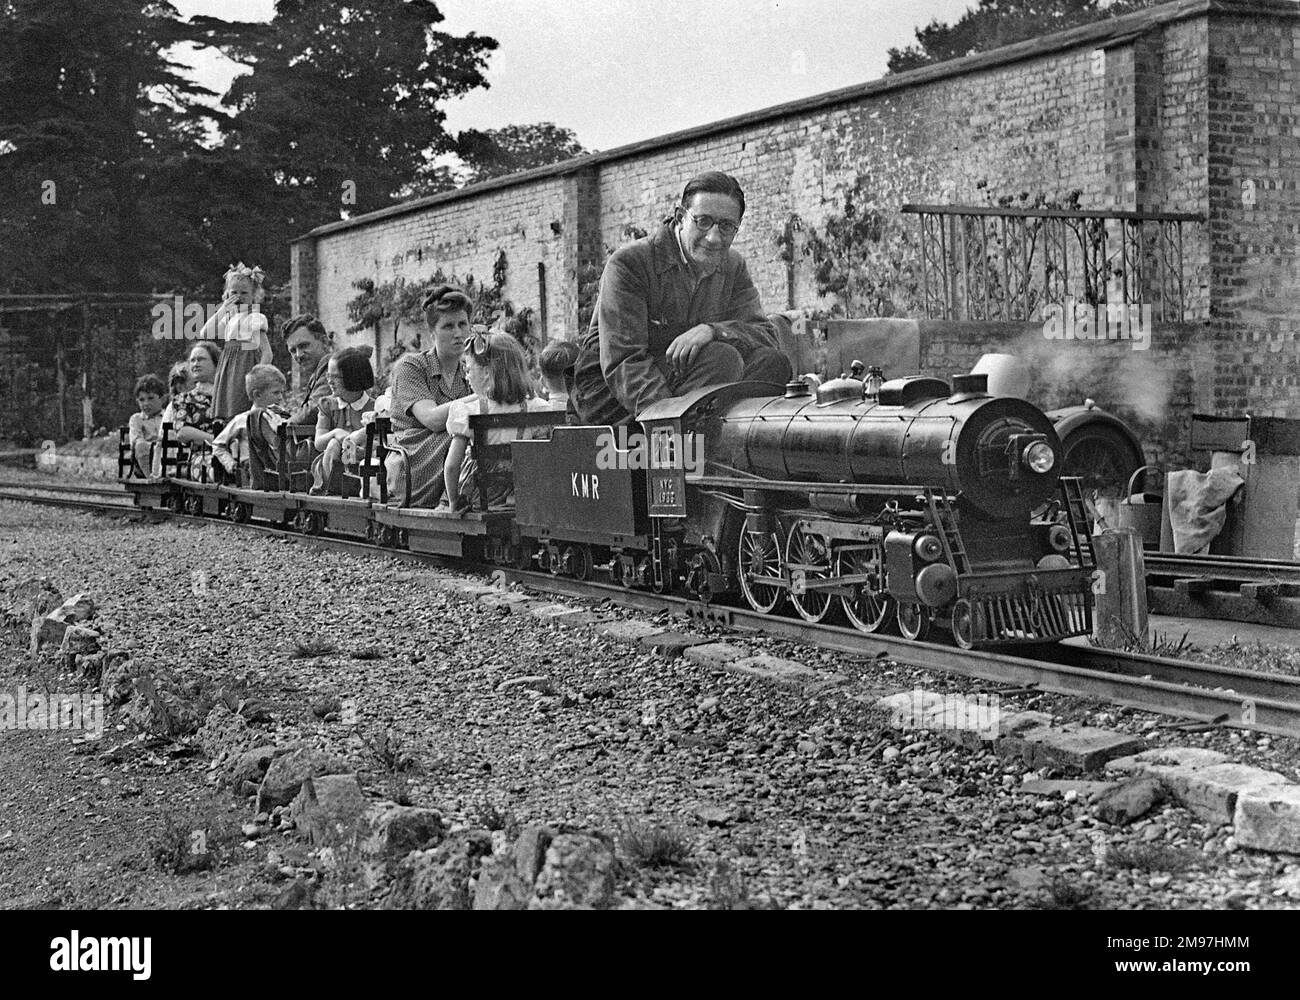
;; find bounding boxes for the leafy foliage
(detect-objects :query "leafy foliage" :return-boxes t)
[800,176,922,318]
[887,0,1162,74]
[345,259,537,364]
[457,123,587,185]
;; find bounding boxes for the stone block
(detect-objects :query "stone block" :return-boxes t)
[683,643,751,667]
[640,631,712,657]
[1233,784,1300,855]
[596,620,666,643]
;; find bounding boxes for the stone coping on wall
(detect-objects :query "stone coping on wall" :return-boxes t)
[294,0,1294,245]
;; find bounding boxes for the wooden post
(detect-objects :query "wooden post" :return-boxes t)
[536,262,548,346]
[81,299,93,439]
[1092,527,1149,647]
[54,325,67,441]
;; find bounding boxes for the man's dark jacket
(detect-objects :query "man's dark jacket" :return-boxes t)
[573,222,777,425]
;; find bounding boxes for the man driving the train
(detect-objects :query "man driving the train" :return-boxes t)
[573,170,791,425]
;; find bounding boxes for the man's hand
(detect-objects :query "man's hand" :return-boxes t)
[665,324,715,373]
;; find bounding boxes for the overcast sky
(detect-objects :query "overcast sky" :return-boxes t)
[169,0,976,151]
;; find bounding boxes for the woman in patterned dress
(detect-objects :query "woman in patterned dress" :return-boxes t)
[384,286,476,508]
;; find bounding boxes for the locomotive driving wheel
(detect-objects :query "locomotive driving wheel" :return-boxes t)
[835,547,892,633]
[896,601,933,642]
[737,530,784,614]
[786,524,832,623]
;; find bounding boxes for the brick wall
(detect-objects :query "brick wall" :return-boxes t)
[1206,10,1300,417]
[293,0,1300,455]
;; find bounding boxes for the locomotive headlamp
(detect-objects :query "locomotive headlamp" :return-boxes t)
[1022,441,1056,474]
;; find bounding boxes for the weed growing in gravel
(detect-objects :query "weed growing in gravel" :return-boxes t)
[473,799,517,834]
[1041,873,1096,910]
[290,638,340,659]
[148,810,233,874]
[620,820,692,869]
[349,645,386,661]
[707,861,752,910]
[1089,624,1194,659]
[1107,844,1200,874]
[360,728,421,806]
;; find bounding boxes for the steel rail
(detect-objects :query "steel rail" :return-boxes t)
[6,486,1300,737]
[1145,551,1300,585]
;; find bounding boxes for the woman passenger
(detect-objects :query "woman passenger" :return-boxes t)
[384,285,476,507]
[173,341,222,446]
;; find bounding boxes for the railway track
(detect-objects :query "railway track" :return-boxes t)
[1145,550,1300,630]
[4,482,1300,738]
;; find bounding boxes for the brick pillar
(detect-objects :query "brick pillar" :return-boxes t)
[560,167,602,340]
[290,237,318,318]
[1205,10,1300,418]
[1103,34,1163,270]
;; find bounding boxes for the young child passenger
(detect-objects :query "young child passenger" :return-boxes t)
[211,364,289,490]
[538,339,579,413]
[441,332,539,512]
[311,346,376,495]
[127,373,166,477]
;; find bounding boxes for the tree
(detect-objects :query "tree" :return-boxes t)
[456,123,587,185]
[208,0,498,251]
[0,0,233,292]
[886,0,1161,74]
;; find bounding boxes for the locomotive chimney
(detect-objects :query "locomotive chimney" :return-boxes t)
[784,378,812,399]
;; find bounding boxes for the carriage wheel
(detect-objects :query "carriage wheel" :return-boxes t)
[301,511,324,536]
[950,598,976,650]
[183,495,202,517]
[737,529,783,614]
[786,524,832,623]
[896,601,933,642]
[376,524,395,548]
[564,545,592,581]
[232,502,251,524]
[513,542,534,571]
[836,547,892,634]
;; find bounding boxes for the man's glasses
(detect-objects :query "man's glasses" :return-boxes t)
[680,208,740,239]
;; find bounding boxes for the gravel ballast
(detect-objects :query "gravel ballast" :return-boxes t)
[1,497,1298,910]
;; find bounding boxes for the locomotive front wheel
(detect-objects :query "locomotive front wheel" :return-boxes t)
[738,530,784,615]
[835,548,892,634]
[786,524,833,623]
[896,602,933,642]
[950,599,976,650]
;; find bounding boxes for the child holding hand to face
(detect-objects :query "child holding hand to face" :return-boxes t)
[127,373,166,477]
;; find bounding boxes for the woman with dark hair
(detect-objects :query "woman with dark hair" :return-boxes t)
[310,346,376,495]
[384,285,476,507]
[173,340,223,446]
[282,314,334,424]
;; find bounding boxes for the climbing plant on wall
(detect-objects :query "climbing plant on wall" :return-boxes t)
[345,250,538,368]
[799,176,923,318]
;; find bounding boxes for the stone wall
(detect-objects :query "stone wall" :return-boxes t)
[292,0,1300,449]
